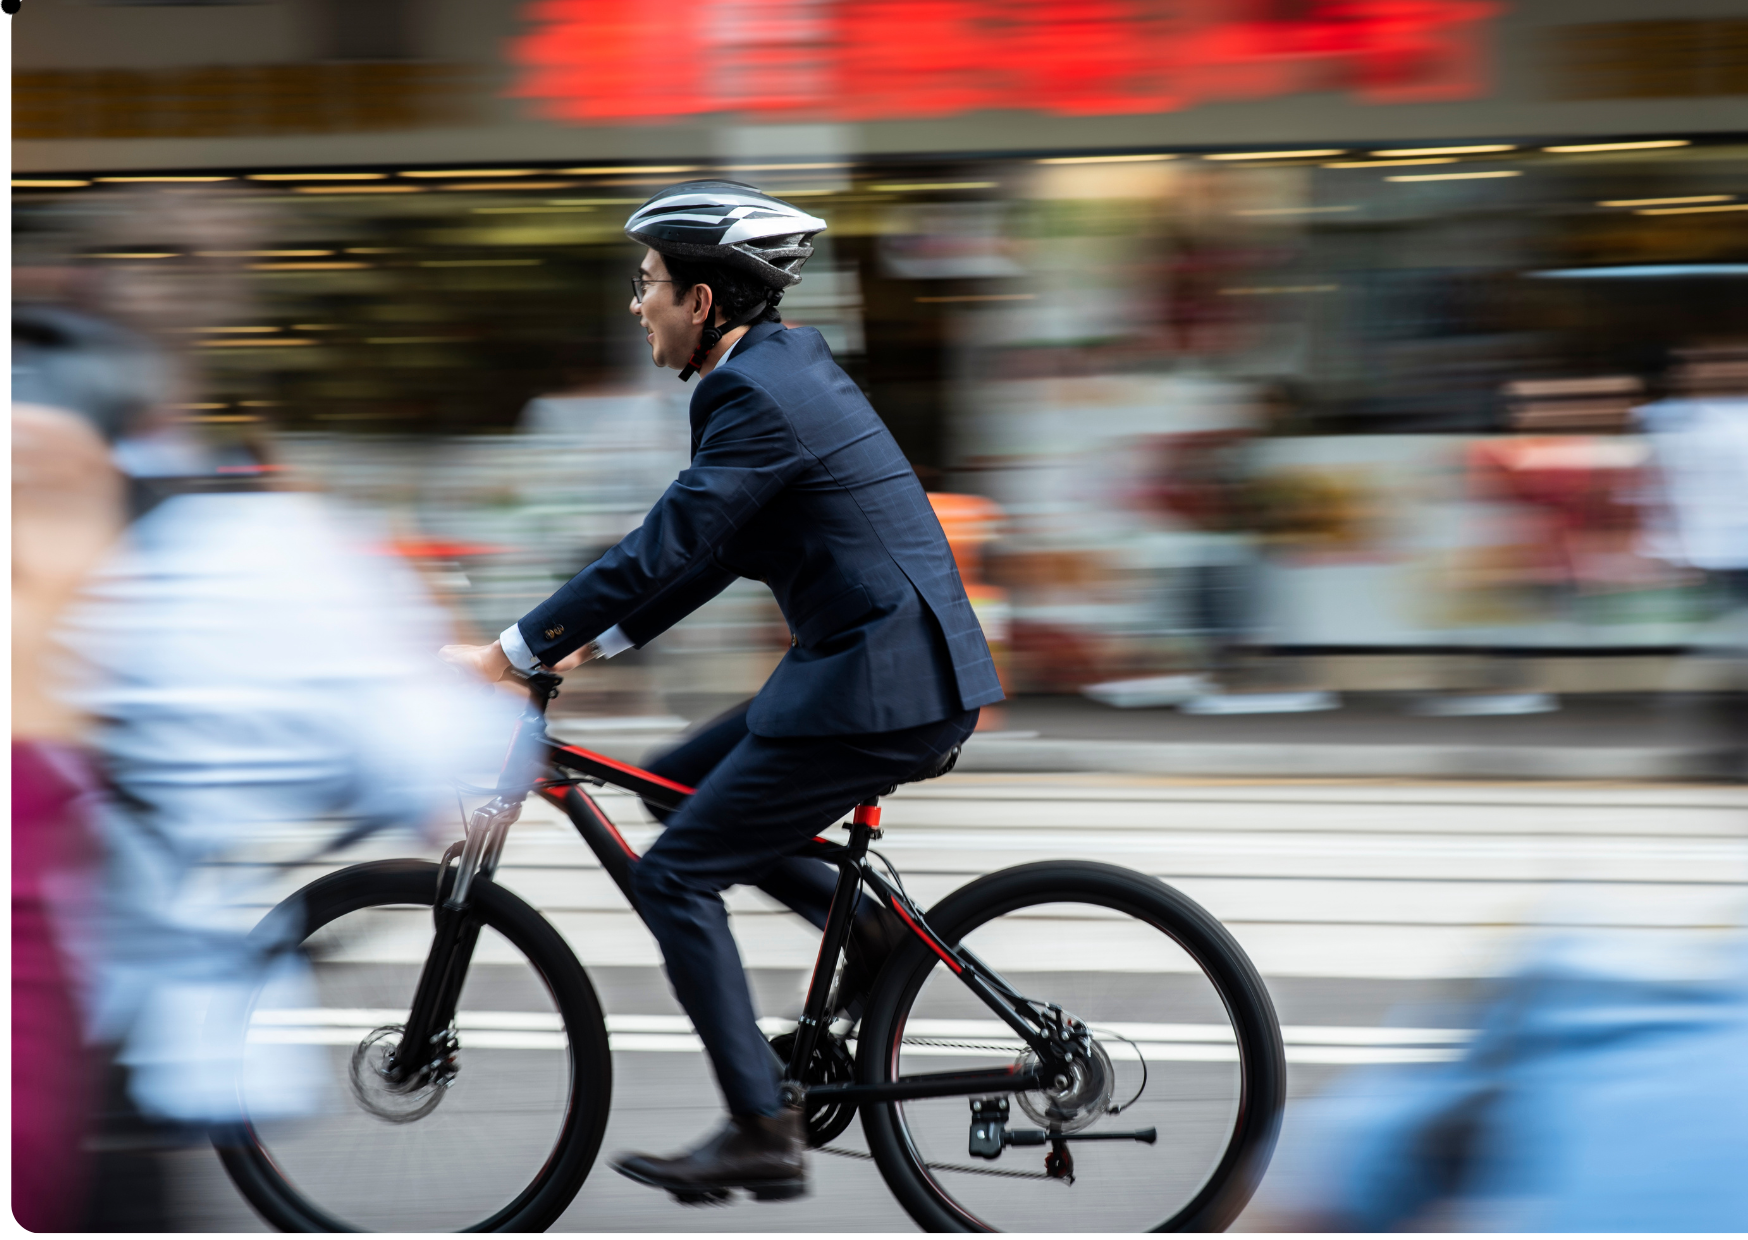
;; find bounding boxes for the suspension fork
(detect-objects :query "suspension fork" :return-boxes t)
[389,673,558,1085]
[388,793,523,1084]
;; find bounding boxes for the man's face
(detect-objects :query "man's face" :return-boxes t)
[630,249,709,370]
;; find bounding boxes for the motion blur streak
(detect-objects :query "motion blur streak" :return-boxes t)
[511,0,1500,121]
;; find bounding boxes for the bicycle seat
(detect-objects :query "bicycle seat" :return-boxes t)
[908,743,964,785]
[864,744,962,803]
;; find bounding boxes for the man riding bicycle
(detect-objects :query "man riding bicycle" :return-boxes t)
[444,181,1003,1203]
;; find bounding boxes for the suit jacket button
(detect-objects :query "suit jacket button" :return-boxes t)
[545,624,564,639]
[790,633,798,647]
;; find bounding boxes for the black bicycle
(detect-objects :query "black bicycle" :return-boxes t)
[213,670,1285,1232]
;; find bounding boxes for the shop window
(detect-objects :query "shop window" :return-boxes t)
[1551,20,1748,100]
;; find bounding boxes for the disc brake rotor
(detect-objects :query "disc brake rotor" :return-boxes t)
[348,1024,456,1124]
[1015,1034,1114,1134]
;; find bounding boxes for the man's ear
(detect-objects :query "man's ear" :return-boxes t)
[689,282,715,326]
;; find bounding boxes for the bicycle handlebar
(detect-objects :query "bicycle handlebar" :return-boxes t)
[501,666,564,716]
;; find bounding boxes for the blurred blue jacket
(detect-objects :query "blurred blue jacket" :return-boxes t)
[515,320,1003,736]
[62,488,519,1124]
[1292,934,1748,1231]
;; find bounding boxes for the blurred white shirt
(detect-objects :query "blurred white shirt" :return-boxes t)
[1637,397,1748,572]
[61,489,519,1123]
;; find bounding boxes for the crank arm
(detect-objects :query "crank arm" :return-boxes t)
[1004,1127,1158,1146]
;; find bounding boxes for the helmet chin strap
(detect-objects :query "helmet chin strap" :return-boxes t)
[678,293,778,382]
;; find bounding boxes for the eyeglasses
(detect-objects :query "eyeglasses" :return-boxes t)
[630,275,675,301]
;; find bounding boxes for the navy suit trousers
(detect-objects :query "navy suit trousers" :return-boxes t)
[637,701,978,1117]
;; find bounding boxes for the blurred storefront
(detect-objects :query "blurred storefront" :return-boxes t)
[15,0,1748,700]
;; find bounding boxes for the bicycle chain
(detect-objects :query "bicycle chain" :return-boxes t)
[817,1145,1063,1183]
[899,1037,1024,1054]
[809,1036,1076,1183]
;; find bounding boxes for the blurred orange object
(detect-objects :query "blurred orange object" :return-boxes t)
[384,537,511,561]
[929,492,1010,728]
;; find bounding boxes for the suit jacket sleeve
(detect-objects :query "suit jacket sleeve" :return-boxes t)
[516,370,801,667]
[616,556,738,647]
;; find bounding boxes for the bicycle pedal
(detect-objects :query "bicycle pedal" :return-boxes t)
[747,1180,808,1202]
[668,1187,732,1207]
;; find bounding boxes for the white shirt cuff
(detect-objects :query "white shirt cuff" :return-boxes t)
[498,622,539,671]
[500,621,633,669]
[593,624,634,658]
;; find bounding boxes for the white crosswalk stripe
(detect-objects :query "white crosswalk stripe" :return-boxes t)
[248,1009,1469,1064]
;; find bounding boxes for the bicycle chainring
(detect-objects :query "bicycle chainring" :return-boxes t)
[349,1025,457,1124]
[768,1029,858,1147]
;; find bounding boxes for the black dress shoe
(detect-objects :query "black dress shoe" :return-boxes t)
[612,1109,807,1204]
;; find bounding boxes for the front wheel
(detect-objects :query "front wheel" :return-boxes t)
[213,860,613,1232]
[857,861,1285,1232]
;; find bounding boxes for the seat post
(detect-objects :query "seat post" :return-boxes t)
[783,796,883,1093]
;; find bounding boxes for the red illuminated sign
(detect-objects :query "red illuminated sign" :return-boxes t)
[511,0,1500,124]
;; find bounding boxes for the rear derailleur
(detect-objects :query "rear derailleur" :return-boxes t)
[967,1096,1157,1183]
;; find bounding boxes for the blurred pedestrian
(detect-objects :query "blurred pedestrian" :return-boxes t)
[15,181,522,1225]
[11,305,150,1231]
[55,419,520,1225]
[1636,346,1748,600]
[1258,930,1748,1230]
[1637,345,1748,776]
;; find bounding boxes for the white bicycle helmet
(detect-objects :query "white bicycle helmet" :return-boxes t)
[627,181,828,379]
[624,181,827,291]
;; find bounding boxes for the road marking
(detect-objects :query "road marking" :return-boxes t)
[248,1010,1468,1064]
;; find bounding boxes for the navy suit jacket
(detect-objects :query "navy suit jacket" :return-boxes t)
[517,320,1004,737]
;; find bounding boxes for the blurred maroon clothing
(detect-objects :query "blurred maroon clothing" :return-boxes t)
[12,741,98,1232]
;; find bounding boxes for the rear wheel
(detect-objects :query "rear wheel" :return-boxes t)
[213,860,612,1232]
[857,862,1284,1232]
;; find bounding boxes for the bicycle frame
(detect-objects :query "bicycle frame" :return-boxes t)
[402,669,1074,1105]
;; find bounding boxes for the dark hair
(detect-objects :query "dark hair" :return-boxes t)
[11,303,167,443]
[661,255,783,325]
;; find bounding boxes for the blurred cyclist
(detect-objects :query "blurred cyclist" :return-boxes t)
[442,182,1003,1203]
[26,305,519,1226]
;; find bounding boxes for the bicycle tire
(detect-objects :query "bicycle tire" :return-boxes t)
[857,861,1285,1233]
[213,860,613,1232]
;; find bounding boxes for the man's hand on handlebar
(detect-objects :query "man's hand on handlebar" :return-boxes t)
[438,638,599,683]
[439,640,514,682]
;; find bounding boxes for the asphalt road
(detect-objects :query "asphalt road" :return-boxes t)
[158,774,1748,1231]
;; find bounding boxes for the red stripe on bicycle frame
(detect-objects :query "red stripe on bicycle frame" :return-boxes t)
[552,743,696,796]
[892,901,962,973]
[538,784,640,860]
[577,787,639,860]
